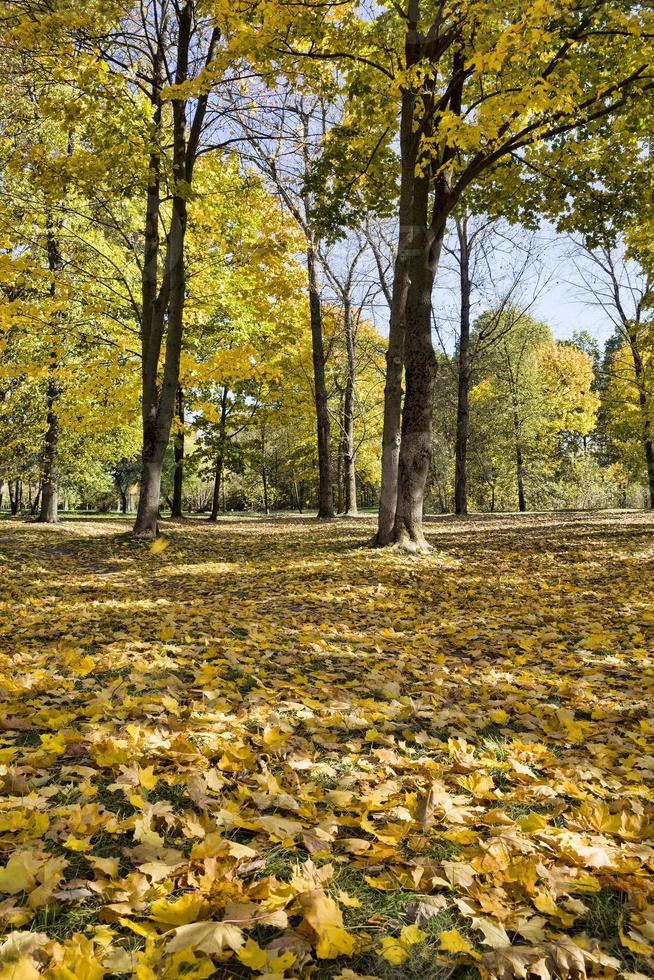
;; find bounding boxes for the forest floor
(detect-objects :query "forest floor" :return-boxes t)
[1,511,654,980]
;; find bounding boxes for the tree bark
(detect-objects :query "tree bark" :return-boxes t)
[374,85,417,546]
[512,401,527,512]
[393,211,442,550]
[629,343,654,509]
[209,455,224,522]
[9,480,18,515]
[120,489,128,514]
[209,385,229,522]
[342,297,358,515]
[261,427,270,514]
[307,244,334,518]
[454,216,471,516]
[38,223,64,524]
[38,376,60,523]
[133,6,217,536]
[171,385,184,517]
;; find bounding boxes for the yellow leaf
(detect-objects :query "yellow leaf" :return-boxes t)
[138,766,158,790]
[150,536,169,554]
[620,927,651,956]
[149,893,204,926]
[77,656,95,676]
[298,889,356,958]
[336,890,362,908]
[237,938,267,970]
[379,937,408,965]
[0,854,37,895]
[0,957,41,980]
[39,732,66,755]
[63,837,93,852]
[165,921,244,956]
[400,923,427,945]
[438,928,478,958]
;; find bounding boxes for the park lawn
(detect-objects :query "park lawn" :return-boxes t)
[0,512,653,979]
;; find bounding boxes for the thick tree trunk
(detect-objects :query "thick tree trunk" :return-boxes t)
[454,217,471,516]
[38,377,60,523]
[374,88,417,546]
[342,298,358,516]
[134,7,205,537]
[171,385,184,518]
[393,216,441,550]
[134,193,187,534]
[307,245,334,518]
[135,422,169,535]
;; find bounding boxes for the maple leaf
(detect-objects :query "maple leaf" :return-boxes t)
[165,921,244,956]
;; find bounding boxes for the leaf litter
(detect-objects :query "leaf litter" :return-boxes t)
[0,511,653,978]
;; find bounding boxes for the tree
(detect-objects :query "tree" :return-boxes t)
[471,310,598,511]
[570,243,654,507]
[242,0,652,546]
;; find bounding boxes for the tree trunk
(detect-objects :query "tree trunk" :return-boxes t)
[454,216,471,516]
[644,437,654,510]
[134,7,201,537]
[209,385,229,522]
[9,480,18,515]
[38,222,64,524]
[261,427,270,515]
[513,418,527,513]
[31,487,41,516]
[307,245,334,518]
[630,343,654,509]
[342,297,358,516]
[120,489,128,514]
[171,385,184,518]
[209,455,224,522]
[374,87,417,545]
[38,376,60,523]
[393,214,441,550]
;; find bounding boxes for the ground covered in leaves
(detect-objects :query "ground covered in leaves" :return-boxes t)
[1,511,654,980]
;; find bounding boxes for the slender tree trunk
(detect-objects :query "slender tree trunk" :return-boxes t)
[342,297,358,516]
[336,407,344,514]
[307,244,334,518]
[32,487,41,516]
[38,222,64,524]
[120,489,128,514]
[454,217,471,516]
[171,385,184,517]
[209,456,224,522]
[644,436,654,510]
[261,426,270,514]
[38,376,60,523]
[512,405,527,512]
[630,344,654,509]
[9,480,18,515]
[209,386,229,523]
